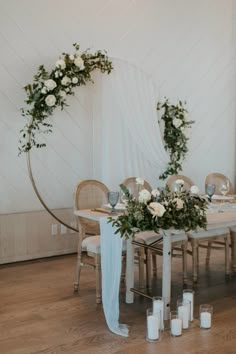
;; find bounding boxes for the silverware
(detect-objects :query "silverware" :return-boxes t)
[91,208,110,214]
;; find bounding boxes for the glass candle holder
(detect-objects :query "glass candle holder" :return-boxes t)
[146,308,161,342]
[199,304,213,329]
[177,299,190,330]
[152,296,164,330]
[183,289,194,321]
[170,311,182,337]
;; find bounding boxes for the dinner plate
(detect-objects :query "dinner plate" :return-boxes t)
[103,203,126,211]
[212,195,235,200]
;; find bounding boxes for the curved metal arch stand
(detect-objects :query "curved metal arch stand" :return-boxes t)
[26,127,78,233]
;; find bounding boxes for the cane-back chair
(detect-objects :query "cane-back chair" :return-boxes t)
[73,179,109,303]
[166,174,194,192]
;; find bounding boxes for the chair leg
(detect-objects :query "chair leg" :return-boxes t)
[225,234,230,275]
[95,254,102,304]
[146,248,152,291]
[121,254,126,284]
[206,241,212,265]
[182,241,188,283]
[192,239,198,283]
[231,231,236,273]
[74,234,83,292]
[138,247,145,291]
[152,253,157,276]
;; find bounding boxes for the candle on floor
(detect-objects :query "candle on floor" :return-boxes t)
[199,304,213,329]
[146,309,160,341]
[153,296,164,330]
[183,289,194,321]
[200,312,212,328]
[177,299,190,330]
[170,311,182,337]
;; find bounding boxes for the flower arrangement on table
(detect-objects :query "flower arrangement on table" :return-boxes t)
[109,179,208,239]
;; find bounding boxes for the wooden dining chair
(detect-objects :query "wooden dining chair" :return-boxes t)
[121,177,153,289]
[73,179,109,303]
[202,173,235,269]
[205,173,234,195]
[166,174,194,191]
[166,174,231,282]
[121,177,188,290]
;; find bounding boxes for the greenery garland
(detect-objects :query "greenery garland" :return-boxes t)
[157,98,194,180]
[19,43,113,154]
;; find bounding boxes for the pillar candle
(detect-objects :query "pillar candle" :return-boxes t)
[153,299,164,330]
[171,318,182,336]
[200,312,212,329]
[147,315,159,340]
[183,291,194,321]
[178,305,189,329]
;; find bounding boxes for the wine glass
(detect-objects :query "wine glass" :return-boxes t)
[205,184,216,202]
[108,191,119,214]
[219,179,230,200]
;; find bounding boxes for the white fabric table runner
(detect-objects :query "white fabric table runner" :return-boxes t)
[100,218,129,336]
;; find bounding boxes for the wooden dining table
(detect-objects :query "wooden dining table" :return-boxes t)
[74,206,236,337]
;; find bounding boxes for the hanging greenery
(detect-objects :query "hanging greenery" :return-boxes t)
[19,43,113,154]
[157,98,194,180]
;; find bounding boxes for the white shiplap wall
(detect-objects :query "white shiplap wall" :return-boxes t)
[0,0,235,261]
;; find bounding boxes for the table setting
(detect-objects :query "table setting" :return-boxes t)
[74,178,236,339]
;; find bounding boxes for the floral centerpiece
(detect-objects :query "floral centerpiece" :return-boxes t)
[109,181,207,239]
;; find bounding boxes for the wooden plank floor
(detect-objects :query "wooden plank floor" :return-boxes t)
[0,247,235,354]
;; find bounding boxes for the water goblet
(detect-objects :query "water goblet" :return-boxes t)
[205,184,216,202]
[219,179,230,199]
[108,191,119,214]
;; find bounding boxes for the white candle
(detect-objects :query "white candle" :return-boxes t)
[147,315,159,340]
[171,318,182,336]
[200,312,212,329]
[183,292,194,321]
[178,305,189,329]
[153,299,164,330]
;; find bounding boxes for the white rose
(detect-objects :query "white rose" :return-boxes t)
[138,189,151,203]
[190,185,200,194]
[174,198,184,210]
[41,87,47,94]
[61,76,71,86]
[74,56,85,70]
[44,79,57,91]
[54,71,59,78]
[59,90,66,98]
[175,179,185,185]
[72,77,78,84]
[173,118,182,129]
[136,177,144,185]
[69,54,75,60]
[55,59,66,69]
[148,202,166,217]
[45,94,56,107]
[151,189,160,198]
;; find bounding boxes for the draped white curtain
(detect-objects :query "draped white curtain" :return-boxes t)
[92,59,169,190]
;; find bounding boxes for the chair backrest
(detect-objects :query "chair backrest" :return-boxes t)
[74,180,109,235]
[121,177,152,199]
[205,173,234,194]
[166,175,194,192]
